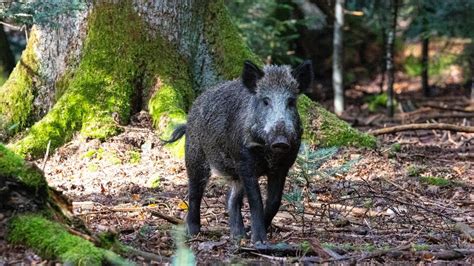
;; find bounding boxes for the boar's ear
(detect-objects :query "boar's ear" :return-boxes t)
[292,60,313,93]
[242,60,264,92]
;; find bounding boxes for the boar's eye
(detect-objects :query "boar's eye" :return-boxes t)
[288,97,296,108]
[262,97,271,106]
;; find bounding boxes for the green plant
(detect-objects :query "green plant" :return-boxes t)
[404,54,457,78]
[148,175,160,189]
[406,164,424,177]
[82,149,97,159]
[365,92,397,112]
[127,150,141,164]
[413,244,430,251]
[419,176,452,187]
[87,163,99,172]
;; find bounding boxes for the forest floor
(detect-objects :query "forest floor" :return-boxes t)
[1,83,473,264]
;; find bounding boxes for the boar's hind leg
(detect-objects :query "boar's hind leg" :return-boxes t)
[264,172,287,229]
[185,148,210,236]
[227,180,245,238]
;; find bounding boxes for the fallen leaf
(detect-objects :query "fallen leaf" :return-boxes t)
[132,194,141,201]
[178,200,188,211]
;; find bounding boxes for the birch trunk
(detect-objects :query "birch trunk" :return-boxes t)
[333,0,345,115]
[386,0,398,117]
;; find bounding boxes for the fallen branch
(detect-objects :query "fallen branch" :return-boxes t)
[240,243,317,257]
[399,113,474,122]
[121,245,167,263]
[423,103,474,113]
[309,202,386,218]
[150,210,184,225]
[370,123,474,135]
[250,252,288,262]
[387,249,474,261]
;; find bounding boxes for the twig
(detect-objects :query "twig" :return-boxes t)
[357,230,421,262]
[0,21,23,31]
[370,123,474,135]
[150,210,184,225]
[387,249,474,260]
[412,113,474,121]
[309,202,386,218]
[42,140,51,172]
[122,245,166,262]
[250,252,288,262]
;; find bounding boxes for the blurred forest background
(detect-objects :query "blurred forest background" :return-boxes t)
[2,0,474,110]
[225,0,474,115]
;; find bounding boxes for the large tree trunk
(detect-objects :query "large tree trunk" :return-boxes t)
[0,0,375,262]
[332,0,345,115]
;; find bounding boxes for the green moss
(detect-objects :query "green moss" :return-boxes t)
[87,163,99,172]
[298,95,377,148]
[0,31,39,136]
[146,50,193,158]
[0,143,46,190]
[104,151,121,165]
[204,0,262,79]
[148,175,161,189]
[126,150,141,164]
[11,2,193,159]
[82,149,97,159]
[8,215,128,265]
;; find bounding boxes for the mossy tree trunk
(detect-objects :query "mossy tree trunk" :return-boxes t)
[0,0,375,263]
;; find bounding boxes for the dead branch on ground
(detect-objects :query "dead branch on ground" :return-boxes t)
[370,123,474,135]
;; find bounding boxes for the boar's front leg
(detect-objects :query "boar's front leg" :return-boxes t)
[264,170,288,229]
[227,180,245,238]
[239,148,267,243]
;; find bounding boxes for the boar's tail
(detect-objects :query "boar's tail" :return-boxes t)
[161,124,186,144]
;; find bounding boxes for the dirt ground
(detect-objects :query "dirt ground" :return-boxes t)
[1,84,473,264]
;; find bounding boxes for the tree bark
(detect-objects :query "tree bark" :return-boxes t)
[333,0,345,115]
[386,0,398,117]
[421,37,429,96]
[0,25,16,76]
[421,37,430,97]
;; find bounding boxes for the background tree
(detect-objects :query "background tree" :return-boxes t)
[386,0,399,117]
[405,0,474,98]
[333,0,345,115]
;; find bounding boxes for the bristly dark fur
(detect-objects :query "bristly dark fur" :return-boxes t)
[166,60,313,243]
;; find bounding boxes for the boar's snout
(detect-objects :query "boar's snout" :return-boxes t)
[270,136,290,152]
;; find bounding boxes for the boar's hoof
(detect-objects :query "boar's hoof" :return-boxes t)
[187,223,200,236]
[230,226,246,239]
